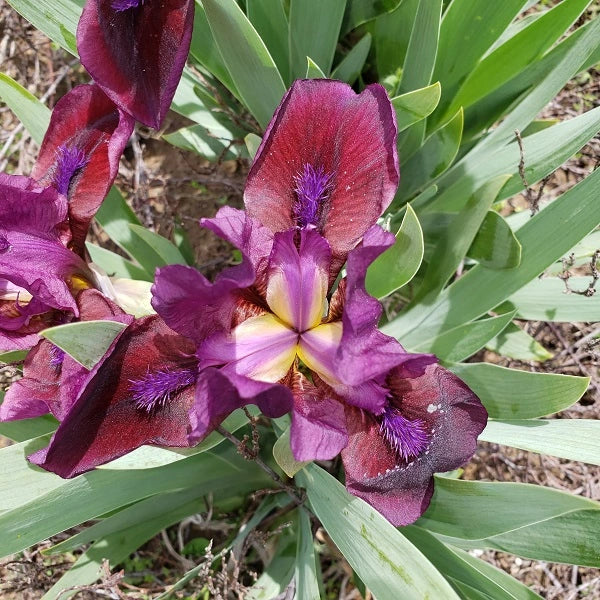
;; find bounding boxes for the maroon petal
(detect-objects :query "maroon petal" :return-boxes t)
[341,364,488,526]
[77,0,195,128]
[189,367,294,444]
[244,79,398,273]
[289,372,348,462]
[29,316,196,478]
[335,225,436,386]
[31,84,134,255]
[1,290,130,423]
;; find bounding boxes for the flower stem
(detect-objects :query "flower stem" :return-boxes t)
[216,425,305,506]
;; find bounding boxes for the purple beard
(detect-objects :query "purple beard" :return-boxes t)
[293,164,333,228]
[54,146,89,196]
[111,0,144,11]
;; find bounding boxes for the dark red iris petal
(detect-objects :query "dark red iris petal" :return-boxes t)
[245,79,398,277]
[77,0,195,128]
[342,364,487,526]
[31,84,134,255]
[29,316,196,478]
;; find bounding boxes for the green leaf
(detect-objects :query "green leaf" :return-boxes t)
[6,0,81,54]
[86,243,151,281]
[245,132,262,158]
[190,3,238,95]
[42,488,208,600]
[413,176,510,303]
[0,414,57,443]
[397,108,463,200]
[375,0,418,80]
[0,73,51,144]
[297,464,460,600]
[411,312,515,363]
[386,165,600,345]
[47,486,206,556]
[430,0,526,122]
[295,508,320,600]
[445,0,591,118]
[246,0,290,84]
[202,0,286,129]
[366,205,424,299]
[305,57,327,79]
[418,477,600,567]
[506,276,600,322]
[449,362,588,419]
[424,105,600,212]
[463,18,600,140]
[173,223,195,266]
[128,224,188,270]
[486,323,553,362]
[468,212,522,270]
[40,320,127,370]
[479,10,600,149]
[163,124,242,161]
[398,0,442,95]
[480,419,600,467]
[273,427,309,477]
[331,33,372,85]
[0,350,28,364]
[94,188,145,260]
[392,83,441,134]
[341,0,403,35]
[402,526,542,600]
[289,0,346,79]
[0,445,269,556]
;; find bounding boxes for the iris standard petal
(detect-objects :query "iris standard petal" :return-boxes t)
[197,313,298,383]
[152,263,252,344]
[266,229,330,331]
[201,206,274,279]
[0,182,91,317]
[335,225,436,386]
[245,79,398,275]
[153,208,271,342]
[77,0,195,128]
[31,84,134,255]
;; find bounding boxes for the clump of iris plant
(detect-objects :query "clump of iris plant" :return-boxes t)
[2,71,487,525]
[0,0,487,527]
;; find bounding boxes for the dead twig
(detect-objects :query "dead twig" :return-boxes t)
[515,129,551,216]
[559,249,600,297]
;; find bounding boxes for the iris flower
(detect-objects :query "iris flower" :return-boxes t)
[77,0,195,128]
[0,84,133,350]
[152,80,487,524]
[10,80,486,525]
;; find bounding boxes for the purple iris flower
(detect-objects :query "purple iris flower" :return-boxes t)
[9,79,486,526]
[0,84,133,351]
[77,0,195,128]
[150,79,488,524]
